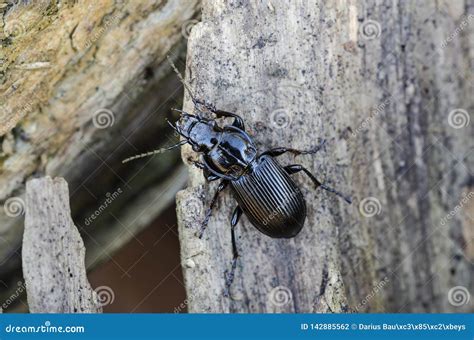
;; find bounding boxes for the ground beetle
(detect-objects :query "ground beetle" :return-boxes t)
[123,58,352,295]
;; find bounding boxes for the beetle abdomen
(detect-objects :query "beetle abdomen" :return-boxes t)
[230,156,306,238]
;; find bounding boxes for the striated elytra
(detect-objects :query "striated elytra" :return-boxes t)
[231,155,307,239]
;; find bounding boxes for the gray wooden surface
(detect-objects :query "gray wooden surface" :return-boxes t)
[23,177,101,313]
[177,0,473,313]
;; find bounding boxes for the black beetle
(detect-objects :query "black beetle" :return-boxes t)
[123,59,352,295]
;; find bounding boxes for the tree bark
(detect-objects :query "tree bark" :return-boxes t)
[23,176,101,313]
[177,0,473,313]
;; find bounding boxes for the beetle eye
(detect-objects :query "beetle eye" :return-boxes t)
[210,138,218,145]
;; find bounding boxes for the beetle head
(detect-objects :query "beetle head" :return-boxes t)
[174,114,221,153]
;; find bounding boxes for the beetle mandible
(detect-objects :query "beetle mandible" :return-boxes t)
[123,58,352,295]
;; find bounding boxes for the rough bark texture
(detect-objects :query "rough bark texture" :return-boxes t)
[177,0,473,313]
[23,176,101,313]
[0,0,199,298]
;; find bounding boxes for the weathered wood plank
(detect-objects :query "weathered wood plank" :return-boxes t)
[177,0,354,313]
[177,0,473,313]
[23,176,101,313]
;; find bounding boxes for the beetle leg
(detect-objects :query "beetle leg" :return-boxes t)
[261,139,326,158]
[191,159,226,181]
[194,98,245,130]
[204,170,221,182]
[197,180,229,238]
[224,206,242,297]
[203,166,220,182]
[218,110,245,131]
[230,205,243,227]
[188,159,206,170]
[284,164,352,204]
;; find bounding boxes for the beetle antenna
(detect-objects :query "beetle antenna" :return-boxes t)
[122,140,187,164]
[166,119,186,138]
[166,55,200,107]
[166,55,211,120]
[171,108,202,121]
[166,119,177,129]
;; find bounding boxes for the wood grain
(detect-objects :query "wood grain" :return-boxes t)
[177,0,473,313]
[23,176,101,313]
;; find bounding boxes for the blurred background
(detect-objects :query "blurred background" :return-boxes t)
[0,0,198,312]
[0,0,472,313]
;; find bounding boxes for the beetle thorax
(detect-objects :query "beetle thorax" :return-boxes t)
[206,130,257,178]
